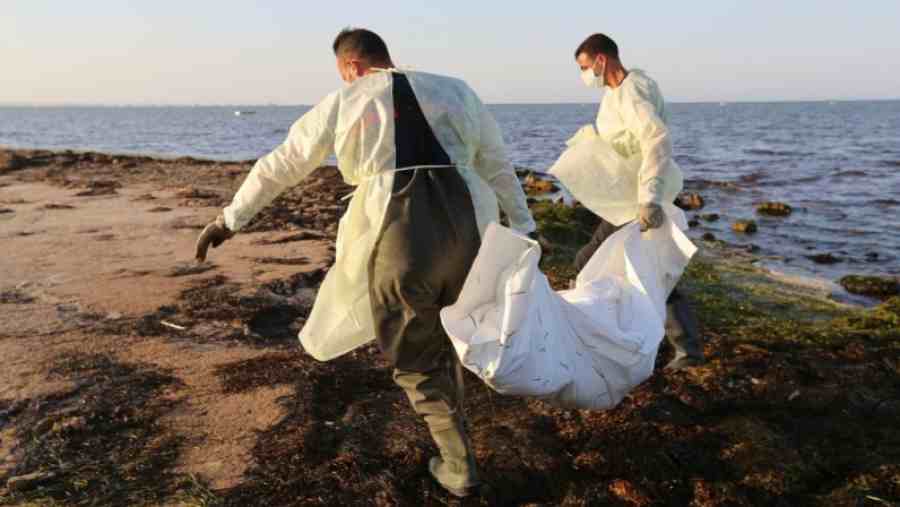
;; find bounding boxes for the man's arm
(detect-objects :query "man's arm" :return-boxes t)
[223,92,339,232]
[620,85,672,206]
[472,96,537,234]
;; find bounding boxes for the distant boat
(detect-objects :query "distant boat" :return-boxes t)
[234,110,256,116]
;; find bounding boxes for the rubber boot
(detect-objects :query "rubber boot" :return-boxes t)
[428,414,480,497]
[664,295,705,370]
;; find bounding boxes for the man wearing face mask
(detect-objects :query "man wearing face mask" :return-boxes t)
[571,33,705,370]
[194,28,535,497]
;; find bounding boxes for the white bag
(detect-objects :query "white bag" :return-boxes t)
[440,214,696,410]
[548,136,684,227]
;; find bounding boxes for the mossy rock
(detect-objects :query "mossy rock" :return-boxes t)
[839,275,899,299]
[757,202,793,216]
[530,201,599,247]
[732,220,758,234]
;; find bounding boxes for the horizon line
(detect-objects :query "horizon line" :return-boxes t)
[2,98,899,108]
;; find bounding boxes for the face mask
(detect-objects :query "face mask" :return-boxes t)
[581,58,606,89]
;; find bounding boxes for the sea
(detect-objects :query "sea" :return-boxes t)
[2,101,898,284]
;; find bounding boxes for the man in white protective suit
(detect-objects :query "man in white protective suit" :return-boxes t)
[571,33,705,370]
[194,28,536,497]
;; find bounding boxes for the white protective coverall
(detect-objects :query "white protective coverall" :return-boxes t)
[223,69,536,361]
[550,69,684,226]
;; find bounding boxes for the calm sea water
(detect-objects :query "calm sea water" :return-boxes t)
[2,101,898,282]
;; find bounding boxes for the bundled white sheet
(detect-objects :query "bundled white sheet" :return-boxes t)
[440,209,696,410]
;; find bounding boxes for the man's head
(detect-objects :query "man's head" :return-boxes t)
[574,33,620,87]
[333,28,393,84]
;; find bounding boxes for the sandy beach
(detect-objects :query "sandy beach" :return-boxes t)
[1,148,898,506]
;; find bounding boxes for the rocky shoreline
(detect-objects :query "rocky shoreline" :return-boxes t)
[2,148,899,505]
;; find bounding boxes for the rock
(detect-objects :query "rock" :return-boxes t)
[732,220,757,234]
[523,174,559,196]
[6,471,58,492]
[865,252,879,261]
[839,275,899,299]
[756,201,793,216]
[675,192,705,210]
[688,218,700,228]
[701,232,716,241]
[700,213,720,222]
[806,253,842,264]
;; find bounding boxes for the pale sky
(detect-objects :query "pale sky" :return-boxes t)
[3,1,899,105]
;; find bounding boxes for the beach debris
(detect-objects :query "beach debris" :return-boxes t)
[6,471,59,492]
[252,230,327,245]
[175,186,220,199]
[41,203,76,210]
[0,289,35,304]
[675,192,705,210]
[839,275,899,299]
[756,201,793,216]
[732,220,757,234]
[0,151,28,172]
[166,216,207,230]
[254,256,310,266]
[160,320,188,331]
[166,262,217,277]
[805,253,842,264]
[74,179,121,197]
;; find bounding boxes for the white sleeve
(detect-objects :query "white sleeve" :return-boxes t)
[223,92,339,231]
[472,97,536,234]
[620,85,672,205]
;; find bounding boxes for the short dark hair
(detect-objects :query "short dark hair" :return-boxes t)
[332,28,391,63]
[574,33,619,60]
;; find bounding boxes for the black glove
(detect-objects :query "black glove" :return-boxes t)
[195,215,234,262]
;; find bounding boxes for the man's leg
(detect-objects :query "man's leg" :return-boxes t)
[369,167,482,496]
[393,359,478,497]
[573,218,621,273]
[663,289,705,370]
